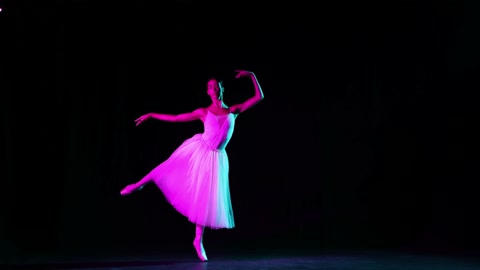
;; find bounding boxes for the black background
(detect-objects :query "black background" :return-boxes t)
[1,0,479,258]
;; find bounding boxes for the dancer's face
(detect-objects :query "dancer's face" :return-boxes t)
[207,79,224,100]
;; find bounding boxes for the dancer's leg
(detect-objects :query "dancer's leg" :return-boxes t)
[120,172,153,196]
[193,224,208,261]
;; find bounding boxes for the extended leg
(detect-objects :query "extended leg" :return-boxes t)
[120,173,152,196]
[193,224,208,261]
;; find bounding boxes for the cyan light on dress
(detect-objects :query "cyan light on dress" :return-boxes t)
[150,110,236,229]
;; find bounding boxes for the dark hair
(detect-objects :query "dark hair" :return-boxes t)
[208,77,224,88]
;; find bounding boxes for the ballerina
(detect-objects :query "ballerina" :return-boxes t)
[120,70,264,261]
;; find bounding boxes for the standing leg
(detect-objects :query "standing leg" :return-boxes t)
[193,224,208,261]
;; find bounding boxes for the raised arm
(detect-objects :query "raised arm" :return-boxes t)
[230,70,264,114]
[135,108,205,126]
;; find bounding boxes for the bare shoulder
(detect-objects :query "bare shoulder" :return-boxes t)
[192,107,207,114]
[193,107,208,122]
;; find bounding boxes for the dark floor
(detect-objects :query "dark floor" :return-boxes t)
[3,248,480,270]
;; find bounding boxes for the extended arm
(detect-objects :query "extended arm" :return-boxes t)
[135,108,205,126]
[230,70,264,114]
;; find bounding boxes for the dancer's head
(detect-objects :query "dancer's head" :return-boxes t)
[207,78,224,101]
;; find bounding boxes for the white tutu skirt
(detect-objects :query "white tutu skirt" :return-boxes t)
[148,133,235,229]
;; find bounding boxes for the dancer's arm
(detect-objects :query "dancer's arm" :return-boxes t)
[230,70,264,114]
[135,108,205,125]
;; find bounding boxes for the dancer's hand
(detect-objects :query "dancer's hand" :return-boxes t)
[135,113,151,126]
[235,70,255,78]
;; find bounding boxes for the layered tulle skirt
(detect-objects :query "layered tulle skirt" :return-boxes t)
[148,134,234,229]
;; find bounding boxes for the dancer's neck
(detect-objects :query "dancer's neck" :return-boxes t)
[212,99,226,109]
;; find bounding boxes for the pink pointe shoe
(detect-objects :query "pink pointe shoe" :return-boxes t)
[120,184,144,196]
[193,239,208,262]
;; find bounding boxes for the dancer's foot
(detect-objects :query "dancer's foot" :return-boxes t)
[193,238,208,262]
[120,184,143,196]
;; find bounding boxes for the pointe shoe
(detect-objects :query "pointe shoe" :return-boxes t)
[193,239,208,262]
[120,184,144,196]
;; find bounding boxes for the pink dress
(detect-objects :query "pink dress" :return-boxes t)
[148,110,236,229]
